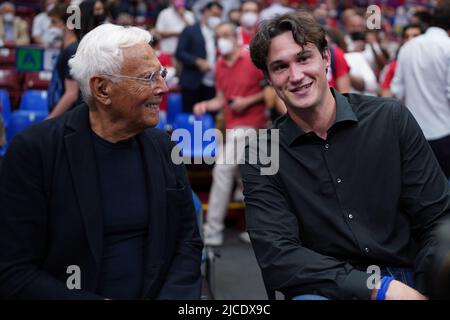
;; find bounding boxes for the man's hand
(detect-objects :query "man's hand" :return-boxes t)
[229,96,248,113]
[193,101,208,116]
[195,58,210,72]
[371,279,428,300]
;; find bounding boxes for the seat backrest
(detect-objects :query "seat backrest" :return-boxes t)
[0,47,16,67]
[23,71,52,90]
[172,112,217,158]
[167,92,183,126]
[19,90,49,111]
[0,69,20,91]
[0,89,12,126]
[155,111,167,130]
[6,110,47,141]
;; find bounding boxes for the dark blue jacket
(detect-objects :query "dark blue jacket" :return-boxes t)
[0,104,203,299]
[176,23,208,90]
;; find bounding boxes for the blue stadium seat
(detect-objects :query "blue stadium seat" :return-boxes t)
[0,144,7,157]
[6,110,47,142]
[167,92,183,126]
[156,111,167,130]
[172,112,216,159]
[0,89,11,126]
[19,90,49,112]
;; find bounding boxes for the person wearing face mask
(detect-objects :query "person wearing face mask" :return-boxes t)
[0,2,30,46]
[237,0,260,48]
[78,0,107,40]
[193,22,267,247]
[176,1,223,113]
[32,0,59,46]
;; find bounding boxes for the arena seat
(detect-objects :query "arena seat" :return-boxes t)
[167,92,183,127]
[23,71,52,90]
[19,90,48,112]
[172,112,216,160]
[6,110,47,142]
[0,47,16,67]
[0,68,22,108]
[0,89,12,126]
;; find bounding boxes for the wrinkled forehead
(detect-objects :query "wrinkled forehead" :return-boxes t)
[121,43,160,74]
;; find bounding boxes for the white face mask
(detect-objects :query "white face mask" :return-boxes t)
[240,12,258,28]
[217,38,234,55]
[3,13,14,23]
[48,27,64,40]
[207,16,221,29]
[46,4,55,13]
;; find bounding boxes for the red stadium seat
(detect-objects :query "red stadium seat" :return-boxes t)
[16,6,36,19]
[0,47,16,67]
[23,71,52,90]
[0,69,20,91]
[0,69,22,110]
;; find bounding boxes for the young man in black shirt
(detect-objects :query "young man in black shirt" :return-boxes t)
[240,11,450,300]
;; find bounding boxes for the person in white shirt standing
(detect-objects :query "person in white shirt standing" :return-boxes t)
[155,0,195,56]
[32,0,59,46]
[391,2,450,178]
[259,0,293,22]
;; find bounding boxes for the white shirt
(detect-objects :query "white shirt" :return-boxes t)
[32,12,50,41]
[155,7,194,55]
[344,52,378,96]
[200,24,216,87]
[259,3,294,22]
[391,27,450,140]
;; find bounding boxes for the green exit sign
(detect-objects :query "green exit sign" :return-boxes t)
[16,47,43,71]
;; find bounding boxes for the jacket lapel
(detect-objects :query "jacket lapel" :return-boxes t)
[64,104,103,271]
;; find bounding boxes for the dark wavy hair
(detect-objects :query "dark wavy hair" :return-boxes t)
[250,11,328,75]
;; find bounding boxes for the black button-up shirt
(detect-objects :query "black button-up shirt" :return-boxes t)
[240,89,450,300]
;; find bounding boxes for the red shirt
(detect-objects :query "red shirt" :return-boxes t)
[327,46,350,89]
[237,27,253,47]
[380,60,397,90]
[216,49,267,129]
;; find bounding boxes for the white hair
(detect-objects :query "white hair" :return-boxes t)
[69,23,152,104]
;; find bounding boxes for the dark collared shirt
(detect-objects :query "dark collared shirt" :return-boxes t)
[240,89,450,300]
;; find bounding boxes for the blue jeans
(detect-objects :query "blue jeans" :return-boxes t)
[292,267,414,300]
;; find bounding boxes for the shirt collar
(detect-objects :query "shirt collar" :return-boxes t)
[280,88,358,146]
[425,27,449,38]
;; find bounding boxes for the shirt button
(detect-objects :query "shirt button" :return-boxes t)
[348,214,353,219]
[337,178,342,183]
[364,247,370,253]
[324,143,329,149]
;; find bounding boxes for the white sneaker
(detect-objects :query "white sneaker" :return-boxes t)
[204,232,224,247]
[238,231,251,244]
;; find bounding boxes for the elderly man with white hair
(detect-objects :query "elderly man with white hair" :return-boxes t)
[0,24,203,300]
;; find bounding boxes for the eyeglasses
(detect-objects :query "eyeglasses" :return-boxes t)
[103,67,168,85]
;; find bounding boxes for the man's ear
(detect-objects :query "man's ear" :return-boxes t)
[323,47,331,70]
[90,76,111,106]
